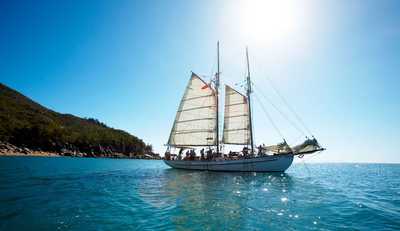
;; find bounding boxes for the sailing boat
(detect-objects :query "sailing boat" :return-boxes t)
[163,43,324,172]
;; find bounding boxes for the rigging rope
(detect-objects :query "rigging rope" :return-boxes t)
[253,93,285,140]
[253,85,307,137]
[299,150,324,177]
[300,158,312,176]
[264,75,314,137]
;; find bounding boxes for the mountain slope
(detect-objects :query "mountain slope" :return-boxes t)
[0,83,146,156]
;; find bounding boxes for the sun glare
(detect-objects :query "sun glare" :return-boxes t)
[240,0,302,44]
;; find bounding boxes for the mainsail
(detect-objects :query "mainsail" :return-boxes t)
[167,73,217,146]
[222,85,250,145]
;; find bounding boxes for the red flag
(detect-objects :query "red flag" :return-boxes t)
[201,84,209,90]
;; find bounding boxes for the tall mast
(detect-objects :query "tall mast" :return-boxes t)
[216,41,220,154]
[246,47,255,154]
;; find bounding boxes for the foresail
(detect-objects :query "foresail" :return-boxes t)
[292,138,322,154]
[223,85,250,145]
[167,73,217,147]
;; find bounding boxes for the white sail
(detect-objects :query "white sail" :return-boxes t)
[223,85,250,145]
[167,73,217,146]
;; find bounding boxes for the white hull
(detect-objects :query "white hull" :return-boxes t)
[163,154,294,172]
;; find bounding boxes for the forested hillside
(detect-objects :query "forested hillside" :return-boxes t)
[0,83,148,157]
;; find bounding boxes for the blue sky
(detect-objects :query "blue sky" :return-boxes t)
[1,0,399,163]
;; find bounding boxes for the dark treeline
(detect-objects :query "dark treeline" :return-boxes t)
[0,83,148,157]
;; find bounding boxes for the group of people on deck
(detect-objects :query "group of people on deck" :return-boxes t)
[174,148,216,161]
[164,144,272,161]
[164,138,321,161]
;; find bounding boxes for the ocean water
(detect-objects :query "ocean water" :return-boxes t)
[0,157,399,231]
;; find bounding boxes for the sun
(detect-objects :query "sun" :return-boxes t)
[240,0,301,44]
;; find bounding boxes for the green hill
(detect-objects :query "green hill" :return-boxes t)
[0,83,147,157]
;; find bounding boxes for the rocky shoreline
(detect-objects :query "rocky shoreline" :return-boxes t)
[0,141,161,159]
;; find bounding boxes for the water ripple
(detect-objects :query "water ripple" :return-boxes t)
[0,158,399,230]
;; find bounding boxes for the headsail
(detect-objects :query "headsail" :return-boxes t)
[265,141,292,154]
[167,73,217,147]
[222,85,250,145]
[292,138,323,154]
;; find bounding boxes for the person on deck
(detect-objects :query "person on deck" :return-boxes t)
[242,146,249,157]
[200,148,205,160]
[190,149,195,160]
[165,151,171,160]
[178,148,183,160]
[206,148,212,160]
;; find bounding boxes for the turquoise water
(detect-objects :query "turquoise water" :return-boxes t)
[0,157,399,230]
